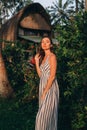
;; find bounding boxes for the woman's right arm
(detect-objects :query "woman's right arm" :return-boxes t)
[34,54,41,77]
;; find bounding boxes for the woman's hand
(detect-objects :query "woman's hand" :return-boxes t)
[34,53,41,77]
[41,89,47,101]
[35,53,40,65]
[41,92,46,101]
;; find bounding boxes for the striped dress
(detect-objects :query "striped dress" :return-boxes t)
[35,56,59,130]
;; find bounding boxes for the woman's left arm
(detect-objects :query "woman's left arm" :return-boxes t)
[41,54,57,100]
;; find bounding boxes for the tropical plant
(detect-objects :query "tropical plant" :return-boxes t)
[48,0,74,26]
[55,11,87,130]
[2,40,39,100]
[75,0,85,12]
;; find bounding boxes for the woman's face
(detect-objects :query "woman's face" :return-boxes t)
[41,37,52,50]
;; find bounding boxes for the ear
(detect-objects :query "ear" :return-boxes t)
[50,44,53,47]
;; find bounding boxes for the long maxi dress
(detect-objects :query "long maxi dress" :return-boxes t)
[35,56,59,130]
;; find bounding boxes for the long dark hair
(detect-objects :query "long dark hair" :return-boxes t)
[38,36,53,65]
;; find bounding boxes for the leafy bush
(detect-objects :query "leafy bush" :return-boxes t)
[55,11,87,130]
[0,40,39,130]
[0,98,38,130]
[2,41,39,101]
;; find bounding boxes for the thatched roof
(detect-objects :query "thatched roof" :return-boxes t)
[0,3,51,44]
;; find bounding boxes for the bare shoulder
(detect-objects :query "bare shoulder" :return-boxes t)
[50,53,56,59]
[49,53,57,63]
[48,53,57,69]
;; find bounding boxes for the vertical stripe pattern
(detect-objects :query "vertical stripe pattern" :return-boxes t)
[35,56,59,130]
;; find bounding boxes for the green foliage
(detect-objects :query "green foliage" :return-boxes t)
[2,40,39,101]
[55,11,87,130]
[48,0,74,26]
[0,40,39,129]
[0,39,39,129]
[0,98,38,130]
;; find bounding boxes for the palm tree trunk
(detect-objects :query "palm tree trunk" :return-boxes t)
[0,48,13,98]
[85,0,87,11]
[75,0,79,12]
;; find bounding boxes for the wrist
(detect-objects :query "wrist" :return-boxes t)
[35,61,39,66]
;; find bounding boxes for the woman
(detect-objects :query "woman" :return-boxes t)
[35,36,59,130]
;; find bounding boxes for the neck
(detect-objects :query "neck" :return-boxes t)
[44,50,51,56]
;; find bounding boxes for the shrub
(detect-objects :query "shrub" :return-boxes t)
[55,11,87,130]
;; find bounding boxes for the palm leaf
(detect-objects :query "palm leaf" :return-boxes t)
[63,0,73,10]
[59,0,62,8]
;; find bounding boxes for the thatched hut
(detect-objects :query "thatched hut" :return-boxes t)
[0,2,52,47]
[0,3,52,98]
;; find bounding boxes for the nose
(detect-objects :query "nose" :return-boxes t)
[43,42,47,45]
